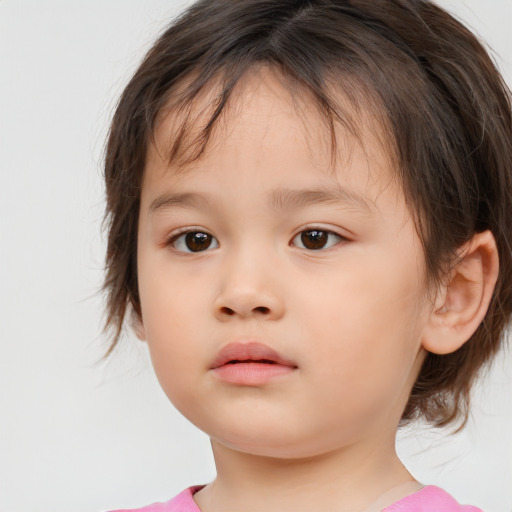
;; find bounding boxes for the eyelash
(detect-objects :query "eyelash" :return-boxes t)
[166,226,346,254]
[168,229,220,253]
[293,227,345,251]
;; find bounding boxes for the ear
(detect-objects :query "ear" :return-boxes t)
[129,305,147,341]
[422,230,499,355]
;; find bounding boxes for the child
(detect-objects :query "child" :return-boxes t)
[101,0,512,510]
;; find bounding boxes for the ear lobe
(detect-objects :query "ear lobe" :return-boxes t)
[129,305,147,341]
[422,230,499,355]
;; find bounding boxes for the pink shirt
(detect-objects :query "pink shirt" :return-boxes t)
[109,485,484,511]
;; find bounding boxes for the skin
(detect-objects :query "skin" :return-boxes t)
[134,68,498,511]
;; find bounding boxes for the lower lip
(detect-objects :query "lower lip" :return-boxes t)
[212,362,296,385]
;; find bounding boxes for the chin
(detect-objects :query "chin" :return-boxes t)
[210,426,336,460]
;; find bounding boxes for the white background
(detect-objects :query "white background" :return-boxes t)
[1,1,511,511]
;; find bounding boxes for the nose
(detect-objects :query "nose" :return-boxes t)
[213,250,285,322]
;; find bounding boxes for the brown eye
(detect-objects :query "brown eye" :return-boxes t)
[171,231,219,253]
[292,229,343,250]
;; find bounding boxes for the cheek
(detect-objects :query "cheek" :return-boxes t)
[143,304,208,420]
[298,248,426,383]
[138,247,209,339]
[137,256,210,394]
[290,258,425,439]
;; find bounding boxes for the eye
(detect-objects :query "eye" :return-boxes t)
[292,228,344,251]
[168,230,219,253]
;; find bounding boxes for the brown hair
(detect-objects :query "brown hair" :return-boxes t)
[102,0,512,428]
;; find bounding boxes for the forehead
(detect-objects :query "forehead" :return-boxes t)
[143,67,400,211]
[150,67,395,177]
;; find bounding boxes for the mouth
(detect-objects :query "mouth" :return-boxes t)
[210,341,297,385]
[210,341,297,369]
[224,359,278,364]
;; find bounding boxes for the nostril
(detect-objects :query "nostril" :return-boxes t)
[217,305,271,317]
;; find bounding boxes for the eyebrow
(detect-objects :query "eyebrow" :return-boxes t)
[270,187,374,214]
[148,186,375,216]
[149,191,220,215]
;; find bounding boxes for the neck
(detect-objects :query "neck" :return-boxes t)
[194,435,416,512]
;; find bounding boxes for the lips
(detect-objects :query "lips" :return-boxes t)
[210,341,297,385]
[210,341,297,369]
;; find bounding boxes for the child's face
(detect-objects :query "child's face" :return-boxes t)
[136,69,431,459]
